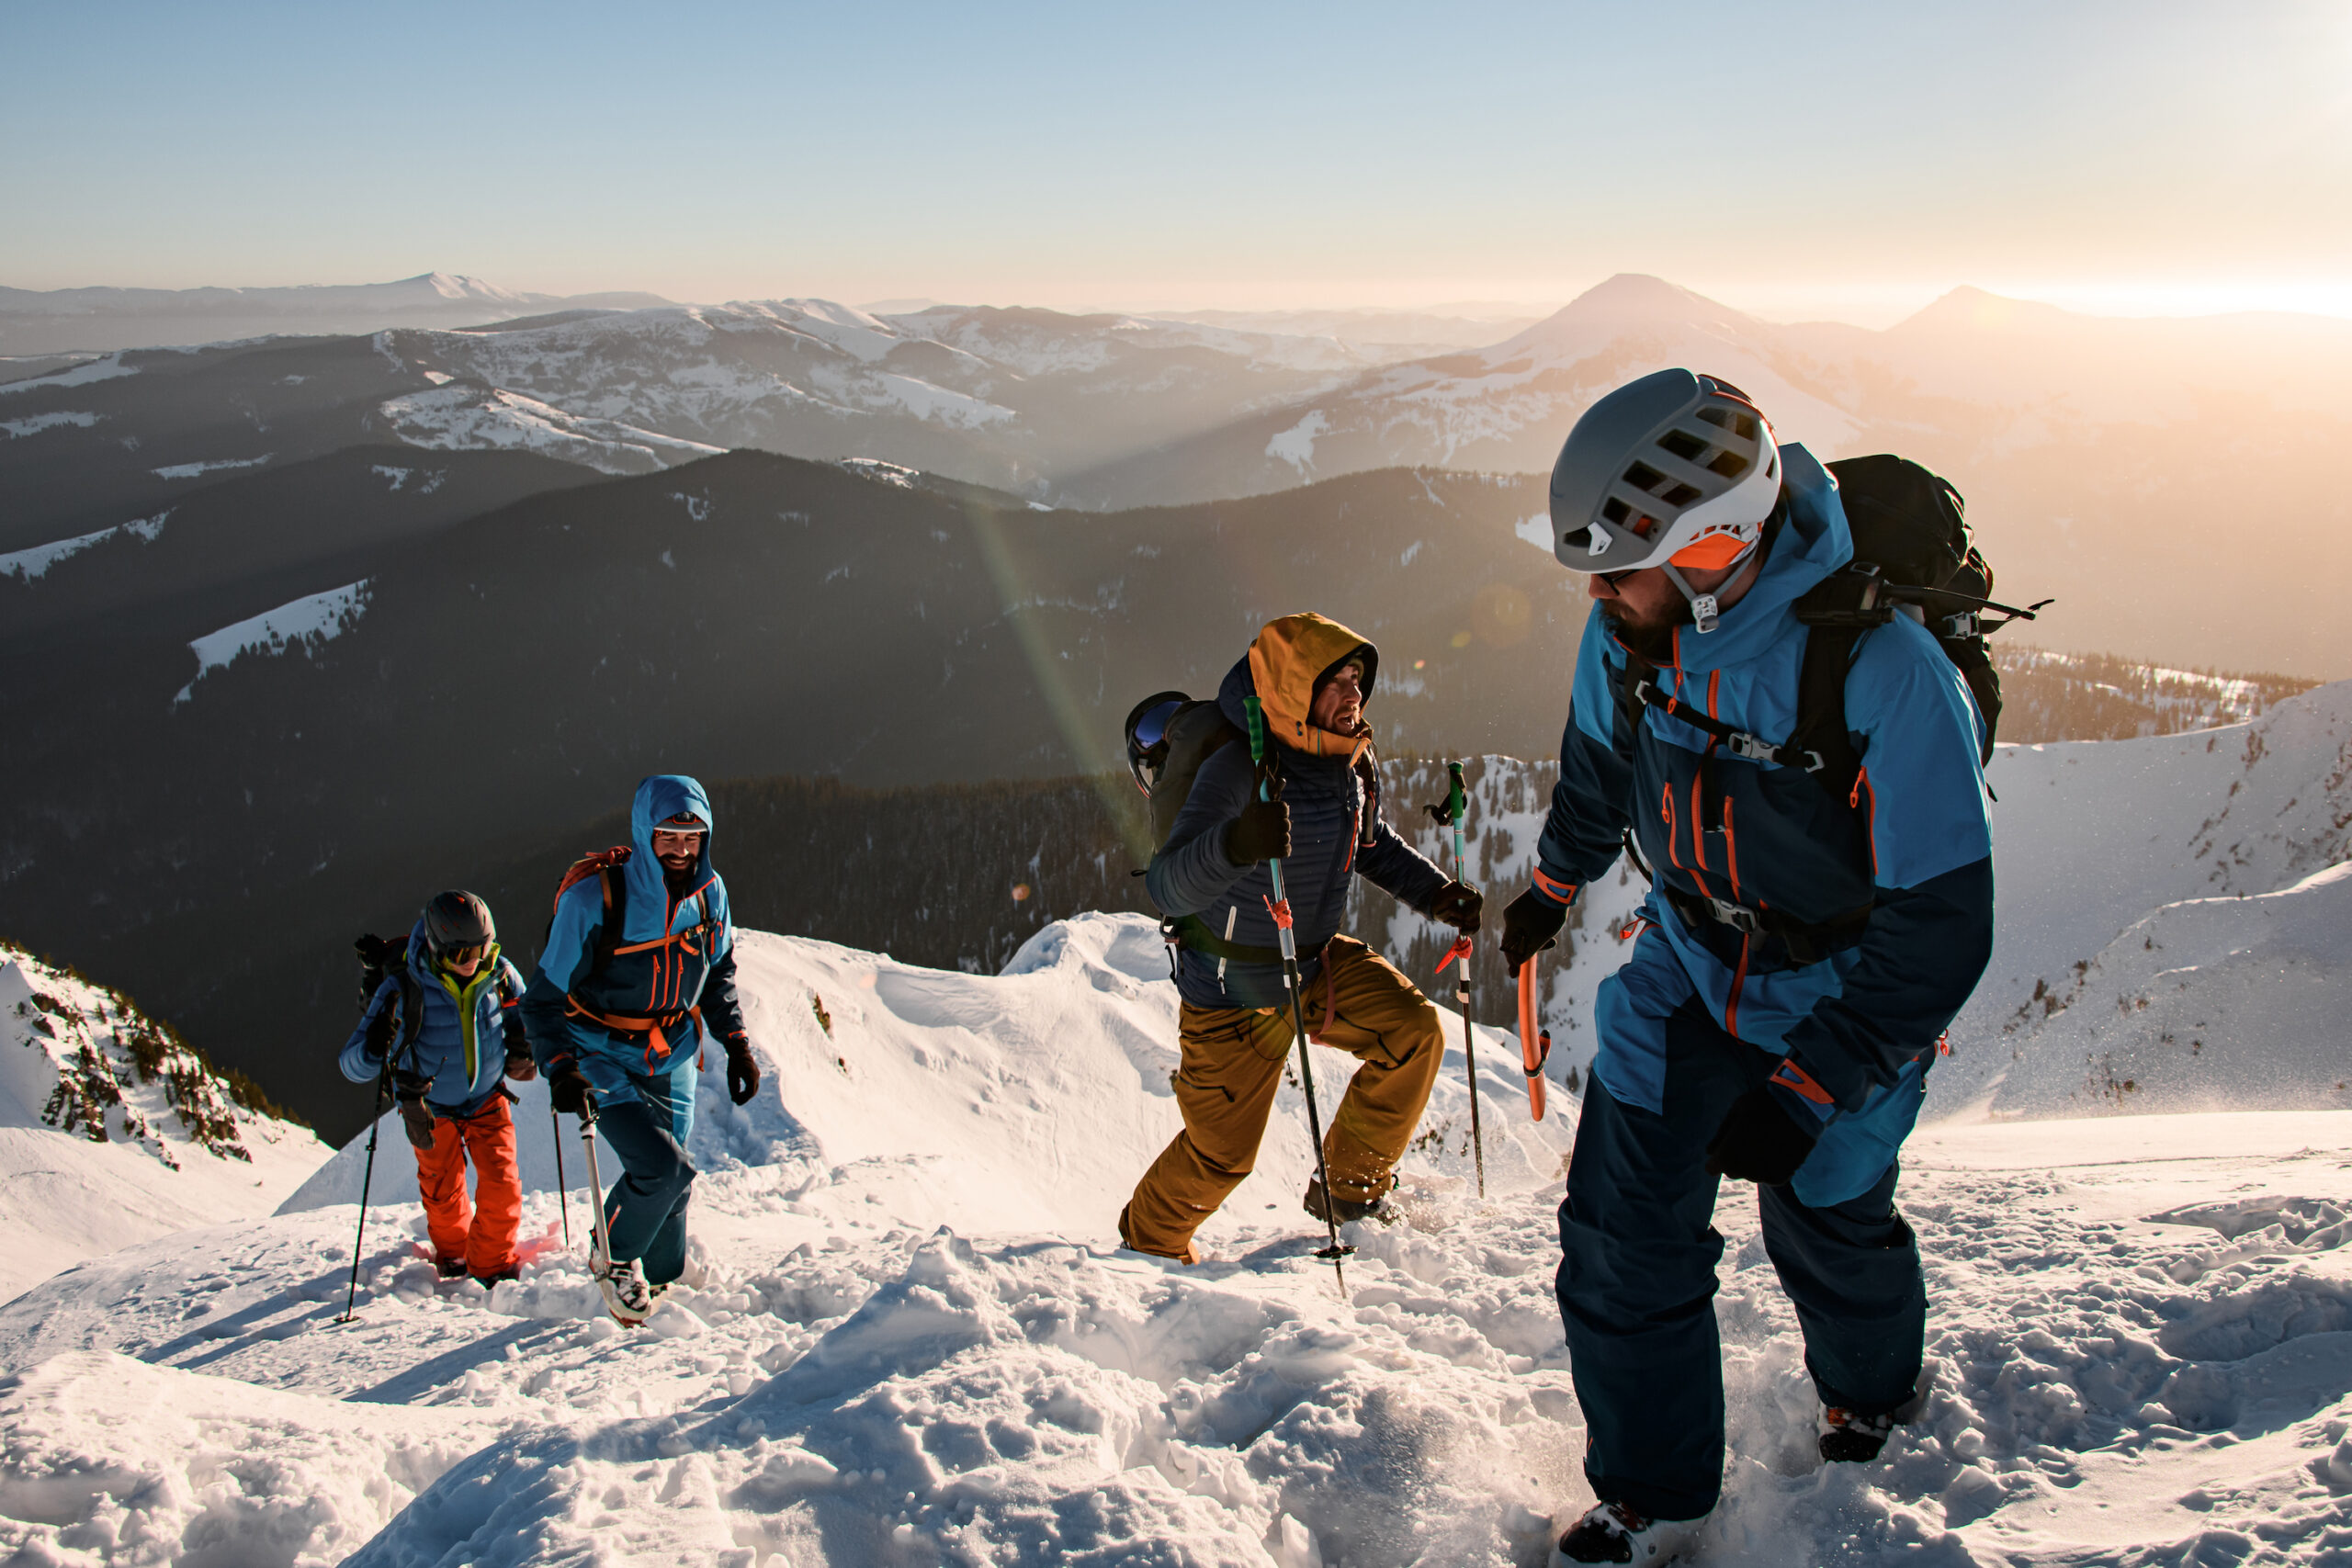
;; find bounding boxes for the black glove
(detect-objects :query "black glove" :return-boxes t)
[724,1040,761,1105]
[1428,880,1483,934]
[503,1045,537,1083]
[1704,1081,1821,1186]
[547,1057,591,1117]
[1499,887,1566,976]
[1224,775,1292,865]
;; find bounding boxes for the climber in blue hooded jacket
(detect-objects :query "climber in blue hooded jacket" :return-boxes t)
[1501,372,1996,1564]
[523,773,759,1325]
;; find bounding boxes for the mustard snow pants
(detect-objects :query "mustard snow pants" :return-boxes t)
[1120,935,1445,1259]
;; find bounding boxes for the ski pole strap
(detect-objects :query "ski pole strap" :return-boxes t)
[1261,895,1294,931]
[1434,933,1473,975]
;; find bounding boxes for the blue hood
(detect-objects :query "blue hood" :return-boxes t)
[1643,443,1850,676]
[624,773,716,941]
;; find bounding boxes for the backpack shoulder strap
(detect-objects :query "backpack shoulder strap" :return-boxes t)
[575,863,627,987]
[1611,649,1652,760]
[397,973,426,1055]
[1792,624,1866,805]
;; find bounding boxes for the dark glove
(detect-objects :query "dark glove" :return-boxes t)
[1428,880,1483,934]
[503,1045,537,1082]
[1704,1081,1822,1186]
[395,1098,438,1151]
[547,1057,591,1117]
[1499,887,1567,976]
[724,1040,761,1105]
[1224,774,1292,865]
[391,1066,432,1101]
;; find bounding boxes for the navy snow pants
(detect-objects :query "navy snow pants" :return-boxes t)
[1558,998,1926,1521]
[595,1066,696,1288]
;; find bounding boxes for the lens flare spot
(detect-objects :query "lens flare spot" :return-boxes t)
[1012,883,1033,903]
[1413,659,1427,670]
[1450,631,1473,649]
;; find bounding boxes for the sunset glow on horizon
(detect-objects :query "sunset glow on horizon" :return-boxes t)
[4,1,2347,330]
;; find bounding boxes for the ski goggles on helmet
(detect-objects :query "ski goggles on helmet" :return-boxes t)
[436,941,490,966]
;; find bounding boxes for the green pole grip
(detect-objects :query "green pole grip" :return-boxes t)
[1447,760,1465,823]
[1244,694,1267,769]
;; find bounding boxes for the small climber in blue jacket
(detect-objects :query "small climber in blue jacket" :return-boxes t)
[523,774,759,1326]
[1499,371,1996,1564]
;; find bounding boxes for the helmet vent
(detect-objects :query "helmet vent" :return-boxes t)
[1694,406,1759,441]
[1705,450,1749,480]
[1656,429,1709,464]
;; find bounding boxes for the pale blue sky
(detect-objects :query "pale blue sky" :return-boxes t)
[5,1,2348,323]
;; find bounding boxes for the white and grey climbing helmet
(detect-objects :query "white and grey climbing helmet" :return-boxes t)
[1548,368,1782,630]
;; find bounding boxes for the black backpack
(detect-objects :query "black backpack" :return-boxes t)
[1616,454,2047,805]
[352,933,426,1060]
[1125,692,1380,965]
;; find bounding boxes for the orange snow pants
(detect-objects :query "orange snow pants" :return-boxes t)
[414,1096,522,1279]
[1120,935,1445,1260]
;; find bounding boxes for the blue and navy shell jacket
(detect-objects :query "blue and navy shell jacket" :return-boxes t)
[338,920,527,1118]
[1531,443,1995,1205]
[522,774,749,1100]
[1148,630,1450,1011]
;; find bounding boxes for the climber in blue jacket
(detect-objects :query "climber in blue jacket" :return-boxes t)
[1500,371,1995,1564]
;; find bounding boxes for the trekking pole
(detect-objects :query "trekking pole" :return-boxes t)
[335,1051,395,1323]
[1243,694,1352,1300]
[577,1089,614,1270]
[551,1102,571,1247]
[1447,761,1485,1198]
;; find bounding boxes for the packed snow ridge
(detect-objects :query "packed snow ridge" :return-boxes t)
[7,915,2352,1564]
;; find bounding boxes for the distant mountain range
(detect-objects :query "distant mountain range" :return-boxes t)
[0,272,672,356]
[6,271,2346,671]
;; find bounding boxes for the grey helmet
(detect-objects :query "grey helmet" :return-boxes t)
[422,889,495,964]
[1548,369,1781,630]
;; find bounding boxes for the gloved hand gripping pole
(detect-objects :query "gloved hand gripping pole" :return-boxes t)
[1245,694,1352,1298]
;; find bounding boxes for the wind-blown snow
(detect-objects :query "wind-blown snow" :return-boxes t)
[174,579,370,705]
[0,511,166,581]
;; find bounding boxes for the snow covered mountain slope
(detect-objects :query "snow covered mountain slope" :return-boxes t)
[282,913,1566,1239]
[0,946,327,1297]
[1380,679,2352,1122]
[376,381,726,475]
[6,912,2352,1563]
[1059,275,2352,674]
[1988,863,2352,1118]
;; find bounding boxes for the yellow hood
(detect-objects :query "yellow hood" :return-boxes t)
[1247,612,1377,761]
